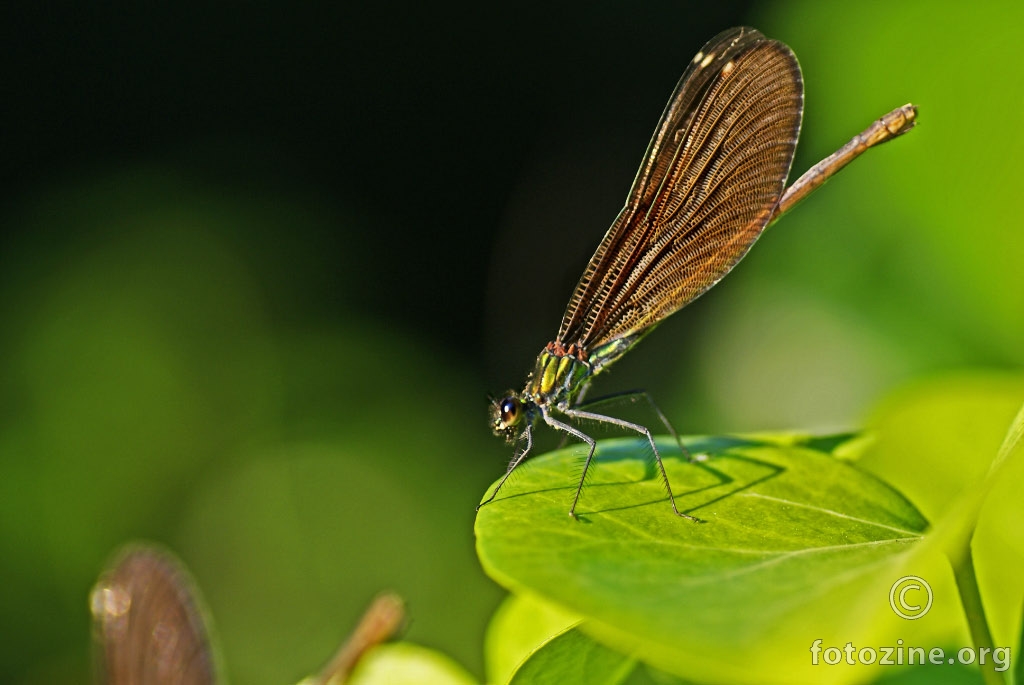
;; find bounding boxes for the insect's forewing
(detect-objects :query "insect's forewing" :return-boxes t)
[91,545,217,685]
[557,27,803,350]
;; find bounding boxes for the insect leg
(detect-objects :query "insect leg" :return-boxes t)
[556,381,591,450]
[542,411,597,519]
[561,406,698,521]
[476,424,534,511]
[573,389,694,462]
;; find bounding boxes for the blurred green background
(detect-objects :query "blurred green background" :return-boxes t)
[2,1,1022,683]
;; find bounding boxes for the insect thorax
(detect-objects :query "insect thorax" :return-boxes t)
[524,341,593,408]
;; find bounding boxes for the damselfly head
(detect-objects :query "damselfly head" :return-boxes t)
[490,393,525,440]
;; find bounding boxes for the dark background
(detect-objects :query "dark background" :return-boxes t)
[2,2,750,378]
[4,2,1023,684]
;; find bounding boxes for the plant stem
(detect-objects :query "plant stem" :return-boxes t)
[950,544,1003,685]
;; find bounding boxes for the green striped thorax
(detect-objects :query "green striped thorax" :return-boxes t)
[490,336,640,441]
[491,341,588,441]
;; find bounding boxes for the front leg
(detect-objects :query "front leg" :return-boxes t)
[477,424,534,511]
[541,410,597,519]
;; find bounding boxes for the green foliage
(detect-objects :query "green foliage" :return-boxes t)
[860,374,1024,656]
[471,373,1024,684]
[484,593,578,684]
[1016,598,1024,685]
[346,643,478,685]
[859,373,1024,522]
[476,437,927,683]
[507,628,635,685]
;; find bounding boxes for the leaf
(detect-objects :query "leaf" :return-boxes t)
[1016,598,1024,685]
[484,593,579,685]
[864,662,984,684]
[345,643,478,685]
[507,627,635,685]
[994,398,1024,471]
[859,374,1024,653]
[475,435,930,684]
[859,372,1024,523]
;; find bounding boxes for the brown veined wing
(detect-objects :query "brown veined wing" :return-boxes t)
[91,545,218,685]
[557,27,803,353]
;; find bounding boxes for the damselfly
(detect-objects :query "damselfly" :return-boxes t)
[483,26,916,519]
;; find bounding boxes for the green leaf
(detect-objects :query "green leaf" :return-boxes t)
[859,374,1024,657]
[346,642,478,685]
[859,372,1024,523]
[995,399,1024,471]
[508,627,635,685]
[1016,598,1024,685]
[476,436,930,683]
[485,593,578,685]
[862,661,984,684]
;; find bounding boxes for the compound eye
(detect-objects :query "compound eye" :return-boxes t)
[499,397,520,425]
